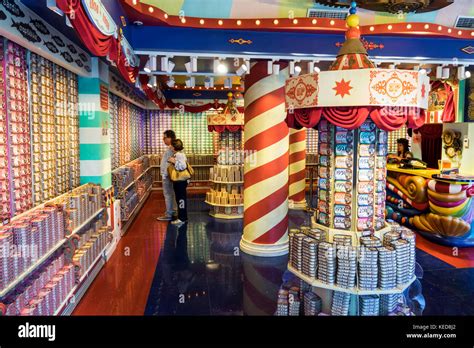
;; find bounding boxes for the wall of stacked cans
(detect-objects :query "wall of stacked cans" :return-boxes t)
[109,93,147,170]
[0,38,80,222]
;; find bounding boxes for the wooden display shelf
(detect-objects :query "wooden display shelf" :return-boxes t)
[210,180,244,184]
[121,188,152,235]
[0,208,104,298]
[205,200,244,207]
[288,265,416,295]
[209,212,243,220]
[55,247,107,315]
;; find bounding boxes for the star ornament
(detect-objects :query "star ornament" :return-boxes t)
[333,78,353,98]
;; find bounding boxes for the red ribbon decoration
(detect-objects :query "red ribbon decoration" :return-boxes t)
[57,0,138,84]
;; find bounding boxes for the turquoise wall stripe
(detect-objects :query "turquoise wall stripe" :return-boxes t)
[80,143,111,161]
[80,174,111,188]
[79,111,109,127]
[78,77,102,94]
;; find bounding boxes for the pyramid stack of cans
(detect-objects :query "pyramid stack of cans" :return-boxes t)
[336,245,357,289]
[359,295,380,316]
[358,247,378,291]
[401,229,416,280]
[276,288,289,316]
[391,239,412,286]
[380,293,402,315]
[318,242,336,284]
[331,291,351,316]
[290,233,305,272]
[377,246,397,289]
[302,237,318,278]
[304,291,322,316]
[288,286,301,316]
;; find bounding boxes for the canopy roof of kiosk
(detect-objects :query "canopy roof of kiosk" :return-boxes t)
[284,2,429,131]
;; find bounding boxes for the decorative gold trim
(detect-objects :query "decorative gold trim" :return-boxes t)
[229,38,252,45]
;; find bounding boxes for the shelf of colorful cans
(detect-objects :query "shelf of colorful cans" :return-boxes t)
[121,188,152,236]
[209,212,243,220]
[205,201,244,207]
[210,180,244,184]
[0,207,105,298]
[150,164,213,168]
[55,245,107,315]
[287,265,416,296]
[118,166,152,194]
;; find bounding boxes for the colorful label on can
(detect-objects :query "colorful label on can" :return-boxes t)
[359,131,376,144]
[319,178,328,190]
[358,157,375,169]
[335,144,353,156]
[357,217,373,231]
[376,168,386,181]
[334,216,351,229]
[358,205,374,218]
[319,189,328,201]
[375,205,385,216]
[376,144,387,156]
[357,181,374,194]
[359,144,375,157]
[334,204,351,217]
[319,166,328,178]
[320,155,329,167]
[358,194,374,206]
[376,192,386,204]
[375,218,385,230]
[376,156,386,169]
[358,169,374,181]
[334,192,351,204]
[335,181,352,193]
[318,200,329,213]
[319,143,330,156]
[320,131,329,143]
[377,180,385,192]
[318,212,329,226]
[335,168,352,181]
[360,120,376,132]
[335,131,353,144]
[335,156,352,168]
[378,131,388,144]
[319,119,329,132]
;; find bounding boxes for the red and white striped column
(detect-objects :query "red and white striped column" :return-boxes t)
[288,128,307,210]
[240,61,289,257]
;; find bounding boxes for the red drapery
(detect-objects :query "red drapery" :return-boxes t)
[414,124,443,168]
[430,80,455,123]
[57,0,138,84]
[287,106,425,132]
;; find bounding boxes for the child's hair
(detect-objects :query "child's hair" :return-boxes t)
[163,130,176,139]
[172,139,184,151]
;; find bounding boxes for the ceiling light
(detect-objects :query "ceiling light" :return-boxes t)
[442,67,450,79]
[307,61,314,73]
[419,68,427,75]
[161,56,168,72]
[272,63,280,75]
[267,60,273,74]
[289,61,295,75]
[185,76,195,88]
[244,59,250,72]
[200,19,205,25]
[256,20,261,25]
[236,64,248,76]
[144,59,152,73]
[314,66,320,73]
[215,60,228,74]
[205,76,214,89]
[466,70,471,79]
[224,78,232,89]
[436,65,443,79]
[167,61,175,73]
[457,66,469,80]
[294,65,301,76]
[237,20,242,26]
[147,76,156,88]
[273,19,279,25]
[185,56,198,73]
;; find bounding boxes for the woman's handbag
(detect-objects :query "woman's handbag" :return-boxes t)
[168,162,194,182]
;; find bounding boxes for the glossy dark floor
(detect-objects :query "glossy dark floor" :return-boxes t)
[74,192,474,316]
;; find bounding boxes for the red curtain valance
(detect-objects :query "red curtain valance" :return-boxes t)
[430,81,455,123]
[208,125,244,133]
[57,0,138,84]
[287,106,426,132]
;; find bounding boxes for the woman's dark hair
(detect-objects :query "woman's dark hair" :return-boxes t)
[397,138,410,156]
[163,130,176,140]
[172,139,184,151]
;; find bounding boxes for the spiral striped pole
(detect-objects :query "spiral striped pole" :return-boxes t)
[240,61,290,257]
[288,128,307,210]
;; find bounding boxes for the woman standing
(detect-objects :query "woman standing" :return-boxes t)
[168,139,189,226]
